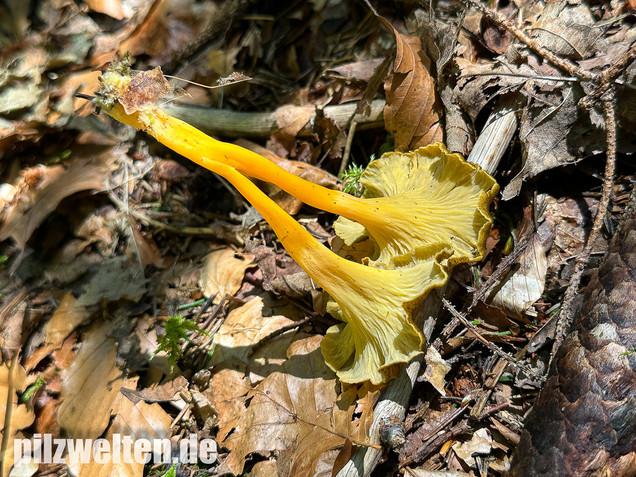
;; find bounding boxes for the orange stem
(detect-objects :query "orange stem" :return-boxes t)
[106,103,382,226]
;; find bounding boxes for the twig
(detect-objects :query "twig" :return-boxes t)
[339,120,358,177]
[0,356,18,475]
[580,41,636,109]
[549,87,617,368]
[465,0,595,81]
[247,314,316,358]
[441,298,542,381]
[162,98,385,139]
[400,420,471,468]
[471,357,509,419]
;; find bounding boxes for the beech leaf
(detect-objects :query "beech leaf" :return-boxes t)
[372,9,443,150]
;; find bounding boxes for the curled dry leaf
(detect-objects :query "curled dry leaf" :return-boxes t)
[422,346,451,396]
[452,428,493,468]
[371,9,443,150]
[0,158,109,250]
[199,247,255,303]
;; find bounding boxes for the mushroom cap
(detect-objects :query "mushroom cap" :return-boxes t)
[320,244,451,384]
[334,143,499,267]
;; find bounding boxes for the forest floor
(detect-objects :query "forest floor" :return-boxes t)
[0,0,634,476]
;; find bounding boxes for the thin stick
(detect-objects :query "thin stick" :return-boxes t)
[0,356,18,475]
[549,88,617,367]
[465,0,595,81]
[247,314,316,357]
[441,298,542,380]
[339,120,358,177]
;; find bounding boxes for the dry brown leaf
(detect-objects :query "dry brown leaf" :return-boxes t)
[75,390,172,476]
[57,320,123,439]
[199,247,254,303]
[272,104,316,138]
[117,67,171,115]
[374,10,443,150]
[45,293,91,349]
[23,293,91,372]
[422,346,451,396]
[120,375,189,405]
[0,158,110,249]
[211,296,295,367]
[112,0,218,66]
[205,367,250,443]
[504,87,589,200]
[452,428,492,468]
[83,0,125,20]
[344,382,380,446]
[221,335,361,476]
[325,58,385,83]
[0,361,36,476]
[531,0,601,60]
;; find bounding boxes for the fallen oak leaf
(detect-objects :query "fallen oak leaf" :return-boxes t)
[57,320,123,440]
[220,335,379,476]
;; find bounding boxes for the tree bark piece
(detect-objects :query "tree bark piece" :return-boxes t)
[509,188,636,476]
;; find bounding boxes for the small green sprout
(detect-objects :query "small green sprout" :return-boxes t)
[339,163,366,196]
[20,376,46,404]
[152,314,201,372]
[163,464,177,477]
[177,298,206,310]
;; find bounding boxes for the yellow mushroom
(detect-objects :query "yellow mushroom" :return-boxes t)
[200,161,450,384]
[94,65,498,268]
[334,145,499,267]
[94,80,452,383]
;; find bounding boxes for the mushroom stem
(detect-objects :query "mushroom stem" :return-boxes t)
[106,102,385,226]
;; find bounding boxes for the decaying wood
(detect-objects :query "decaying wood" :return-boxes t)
[467,95,519,175]
[509,187,636,476]
[162,98,386,138]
